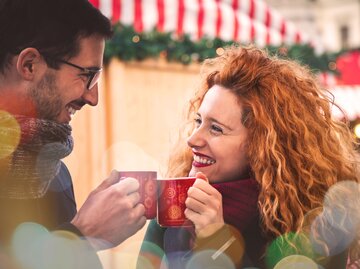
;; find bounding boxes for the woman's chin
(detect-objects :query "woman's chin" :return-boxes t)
[188,167,197,177]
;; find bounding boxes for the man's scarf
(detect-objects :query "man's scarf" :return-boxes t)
[0,114,73,199]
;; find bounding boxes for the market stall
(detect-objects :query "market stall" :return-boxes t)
[90,0,310,47]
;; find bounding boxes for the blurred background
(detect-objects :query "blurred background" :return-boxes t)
[63,0,360,268]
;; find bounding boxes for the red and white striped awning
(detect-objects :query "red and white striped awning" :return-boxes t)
[330,85,360,120]
[90,0,312,47]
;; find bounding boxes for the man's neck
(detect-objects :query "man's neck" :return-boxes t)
[0,90,37,118]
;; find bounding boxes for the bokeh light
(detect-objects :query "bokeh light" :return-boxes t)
[354,123,360,138]
[310,181,360,256]
[0,110,21,160]
[132,35,140,43]
[328,62,337,71]
[194,224,245,266]
[216,47,225,56]
[185,249,235,269]
[120,240,165,269]
[12,222,102,269]
[52,230,81,240]
[302,207,323,232]
[206,40,213,48]
[11,222,50,269]
[265,232,314,268]
[273,254,318,269]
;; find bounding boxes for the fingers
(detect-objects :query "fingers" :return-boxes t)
[184,207,199,222]
[186,189,221,217]
[113,177,140,195]
[133,203,147,228]
[126,190,141,208]
[93,170,121,193]
[185,175,224,236]
[186,195,206,214]
[186,179,222,213]
[195,172,209,182]
[188,178,221,202]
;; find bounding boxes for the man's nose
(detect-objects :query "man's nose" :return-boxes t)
[82,84,99,106]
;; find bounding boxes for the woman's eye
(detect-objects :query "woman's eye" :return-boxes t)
[211,124,223,134]
[194,118,202,127]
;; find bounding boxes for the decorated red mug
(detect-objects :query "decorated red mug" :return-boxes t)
[119,171,157,219]
[157,177,196,227]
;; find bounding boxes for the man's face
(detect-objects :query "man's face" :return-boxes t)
[30,35,105,123]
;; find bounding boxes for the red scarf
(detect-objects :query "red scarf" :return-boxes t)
[212,177,260,232]
[164,177,265,262]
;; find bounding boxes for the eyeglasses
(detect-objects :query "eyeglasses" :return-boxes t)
[57,59,102,90]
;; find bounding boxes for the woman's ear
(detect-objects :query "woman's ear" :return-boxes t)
[16,48,46,81]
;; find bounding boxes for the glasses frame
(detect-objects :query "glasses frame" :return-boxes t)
[57,59,102,90]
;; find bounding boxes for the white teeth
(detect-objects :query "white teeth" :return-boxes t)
[194,155,215,164]
[67,106,76,116]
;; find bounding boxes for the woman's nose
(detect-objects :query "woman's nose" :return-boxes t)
[187,127,206,149]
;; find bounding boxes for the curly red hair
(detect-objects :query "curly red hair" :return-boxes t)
[166,45,360,263]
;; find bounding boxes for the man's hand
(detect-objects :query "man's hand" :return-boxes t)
[71,170,146,250]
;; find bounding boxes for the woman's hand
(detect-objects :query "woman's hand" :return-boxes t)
[184,172,225,238]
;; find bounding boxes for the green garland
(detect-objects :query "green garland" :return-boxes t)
[105,23,341,74]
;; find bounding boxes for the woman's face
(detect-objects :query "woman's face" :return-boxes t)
[187,84,250,183]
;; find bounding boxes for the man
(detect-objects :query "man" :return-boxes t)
[0,0,146,267]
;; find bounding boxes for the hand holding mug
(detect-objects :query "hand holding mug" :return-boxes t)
[184,172,225,238]
[71,170,146,250]
[119,171,157,219]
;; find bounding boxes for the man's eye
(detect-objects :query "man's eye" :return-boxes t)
[79,73,91,81]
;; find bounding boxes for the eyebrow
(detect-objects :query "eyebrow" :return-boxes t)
[80,66,102,72]
[196,113,233,131]
[87,66,102,71]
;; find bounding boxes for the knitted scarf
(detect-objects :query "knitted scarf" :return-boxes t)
[0,114,73,199]
[212,177,260,232]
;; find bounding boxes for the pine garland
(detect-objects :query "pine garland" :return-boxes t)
[105,23,342,74]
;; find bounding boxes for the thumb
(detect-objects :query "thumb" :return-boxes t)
[195,172,209,183]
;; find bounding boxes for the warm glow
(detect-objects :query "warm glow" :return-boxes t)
[216,47,225,55]
[354,123,360,138]
[328,62,337,70]
[132,35,140,43]
[0,110,21,160]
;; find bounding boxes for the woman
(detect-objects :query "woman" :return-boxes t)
[137,46,360,269]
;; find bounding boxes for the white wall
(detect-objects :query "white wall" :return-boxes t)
[265,0,360,52]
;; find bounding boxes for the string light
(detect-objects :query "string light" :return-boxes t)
[132,35,140,43]
[216,47,225,56]
[328,62,337,70]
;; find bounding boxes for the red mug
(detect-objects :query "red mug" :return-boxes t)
[157,177,196,227]
[119,171,157,219]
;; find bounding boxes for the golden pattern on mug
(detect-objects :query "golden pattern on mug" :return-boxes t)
[165,187,176,199]
[168,205,182,219]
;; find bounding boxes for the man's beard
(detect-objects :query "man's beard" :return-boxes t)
[29,73,63,121]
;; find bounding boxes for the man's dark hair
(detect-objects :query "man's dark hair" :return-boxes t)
[0,0,113,72]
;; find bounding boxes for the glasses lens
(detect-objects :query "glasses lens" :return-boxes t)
[87,70,101,90]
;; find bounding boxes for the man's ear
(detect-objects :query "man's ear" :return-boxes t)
[16,48,46,80]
